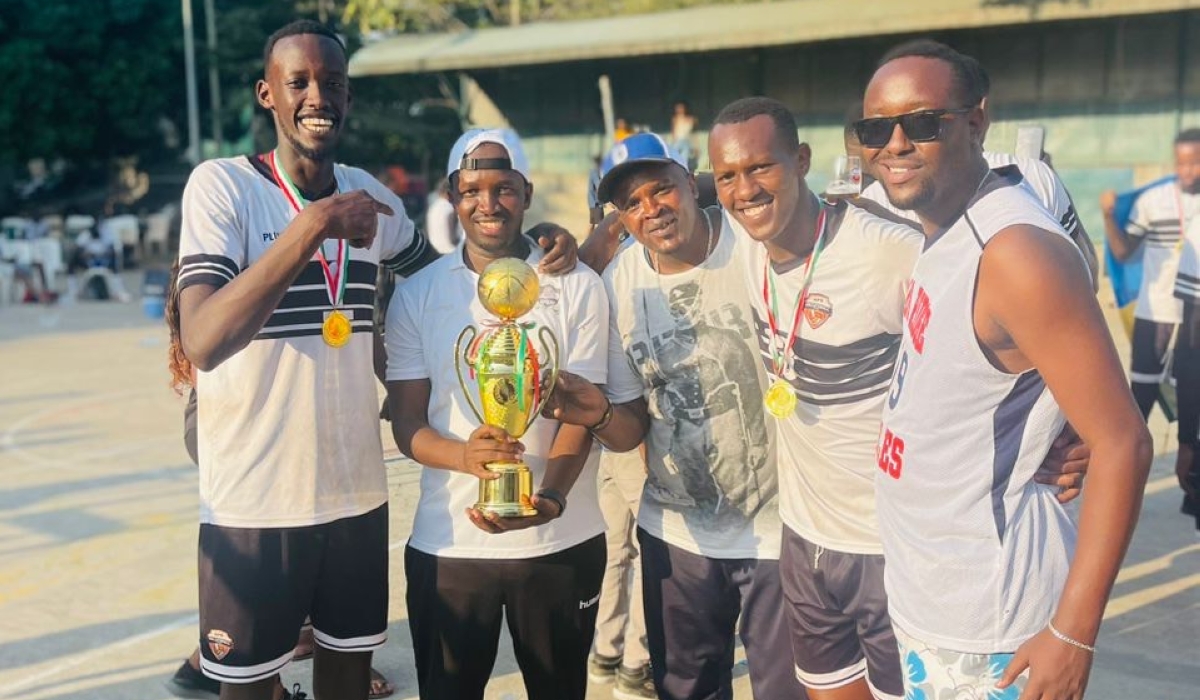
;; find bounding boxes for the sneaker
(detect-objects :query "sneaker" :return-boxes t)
[587,653,622,684]
[614,664,657,700]
[165,660,220,699]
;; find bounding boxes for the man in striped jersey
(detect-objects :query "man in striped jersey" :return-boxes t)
[175,21,576,700]
[1101,129,1200,419]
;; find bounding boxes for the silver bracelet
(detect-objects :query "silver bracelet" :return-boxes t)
[1048,622,1096,653]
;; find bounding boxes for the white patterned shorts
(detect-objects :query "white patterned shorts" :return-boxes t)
[893,625,1028,700]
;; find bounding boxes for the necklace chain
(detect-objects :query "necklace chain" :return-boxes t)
[642,209,716,381]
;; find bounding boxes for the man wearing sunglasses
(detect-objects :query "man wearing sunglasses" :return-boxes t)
[861,40,1151,700]
[855,43,1099,289]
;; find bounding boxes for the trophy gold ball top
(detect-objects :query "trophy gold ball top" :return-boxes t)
[478,258,540,320]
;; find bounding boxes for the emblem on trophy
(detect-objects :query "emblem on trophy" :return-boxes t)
[454,258,561,517]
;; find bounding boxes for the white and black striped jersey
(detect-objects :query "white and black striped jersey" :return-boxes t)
[1176,214,1200,302]
[178,155,426,528]
[1127,179,1199,322]
[736,203,921,554]
[877,171,1077,653]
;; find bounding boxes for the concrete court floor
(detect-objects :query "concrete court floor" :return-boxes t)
[0,292,1195,700]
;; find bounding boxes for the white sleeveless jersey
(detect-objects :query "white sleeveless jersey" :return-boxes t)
[876,172,1078,653]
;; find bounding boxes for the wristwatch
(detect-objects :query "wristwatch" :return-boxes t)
[535,487,567,517]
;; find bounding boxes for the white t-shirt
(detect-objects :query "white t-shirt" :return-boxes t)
[605,216,780,559]
[737,203,922,554]
[178,155,424,528]
[386,242,609,559]
[1126,180,1197,322]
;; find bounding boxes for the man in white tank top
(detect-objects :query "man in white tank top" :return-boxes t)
[860,40,1152,700]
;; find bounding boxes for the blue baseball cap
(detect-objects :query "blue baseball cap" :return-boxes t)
[596,133,687,204]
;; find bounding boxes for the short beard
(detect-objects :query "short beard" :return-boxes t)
[884,179,934,213]
[283,127,334,163]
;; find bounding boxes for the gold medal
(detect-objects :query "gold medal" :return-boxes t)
[764,379,797,418]
[322,310,351,348]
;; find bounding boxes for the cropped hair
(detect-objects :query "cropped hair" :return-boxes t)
[713,97,801,154]
[263,20,345,74]
[877,39,990,107]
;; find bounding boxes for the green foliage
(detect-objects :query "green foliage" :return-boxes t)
[0,0,751,171]
[0,0,184,166]
[340,0,760,33]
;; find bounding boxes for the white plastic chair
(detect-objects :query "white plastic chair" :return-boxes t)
[102,215,141,268]
[143,211,172,258]
[32,238,65,290]
[65,215,96,237]
[1,217,31,239]
[0,261,14,305]
[39,214,64,240]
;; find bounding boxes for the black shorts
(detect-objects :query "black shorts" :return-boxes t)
[1130,318,1175,384]
[780,525,902,699]
[198,504,389,684]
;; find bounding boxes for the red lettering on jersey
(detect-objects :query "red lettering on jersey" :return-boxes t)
[876,428,905,479]
[903,285,931,354]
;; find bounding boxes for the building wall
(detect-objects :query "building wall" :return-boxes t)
[449,10,1198,238]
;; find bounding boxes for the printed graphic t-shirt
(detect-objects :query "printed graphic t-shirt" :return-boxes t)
[605,217,780,559]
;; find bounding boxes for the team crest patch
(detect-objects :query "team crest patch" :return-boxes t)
[610,143,629,165]
[539,284,561,308]
[207,629,233,660]
[804,293,833,329]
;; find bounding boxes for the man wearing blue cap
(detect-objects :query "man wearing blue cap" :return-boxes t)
[385,128,610,700]
[556,115,1088,700]
[547,132,802,700]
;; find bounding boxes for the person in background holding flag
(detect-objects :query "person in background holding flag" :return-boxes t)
[1101,129,1200,420]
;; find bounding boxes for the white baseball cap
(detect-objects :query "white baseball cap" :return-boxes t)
[446,128,531,182]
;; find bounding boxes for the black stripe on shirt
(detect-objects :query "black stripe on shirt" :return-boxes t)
[383,231,429,277]
[261,305,375,330]
[275,286,377,311]
[178,254,239,291]
[293,259,378,287]
[1060,206,1078,234]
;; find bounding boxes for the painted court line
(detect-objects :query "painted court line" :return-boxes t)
[0,613,197,699]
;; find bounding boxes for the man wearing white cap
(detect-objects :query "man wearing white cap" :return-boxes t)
[385,128,611,700]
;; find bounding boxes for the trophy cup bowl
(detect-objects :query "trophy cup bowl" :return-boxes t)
[454,258,560,517]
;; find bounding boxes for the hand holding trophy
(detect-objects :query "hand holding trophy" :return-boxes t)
[454,258,561,518]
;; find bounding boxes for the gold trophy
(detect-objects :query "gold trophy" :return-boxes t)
[454,258,560,517]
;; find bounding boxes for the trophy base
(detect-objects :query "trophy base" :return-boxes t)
[475,461,538,518]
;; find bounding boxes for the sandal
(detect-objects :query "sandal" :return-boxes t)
[369,667,395,699]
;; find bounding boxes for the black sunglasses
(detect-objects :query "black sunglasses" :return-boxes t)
[852,108,975,149]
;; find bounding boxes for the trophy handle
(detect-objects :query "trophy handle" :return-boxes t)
[526,325,561,434]
[453,325,486,425]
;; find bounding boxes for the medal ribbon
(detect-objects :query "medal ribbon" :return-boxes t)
[268,150,348,308]
[762,203,828,379]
